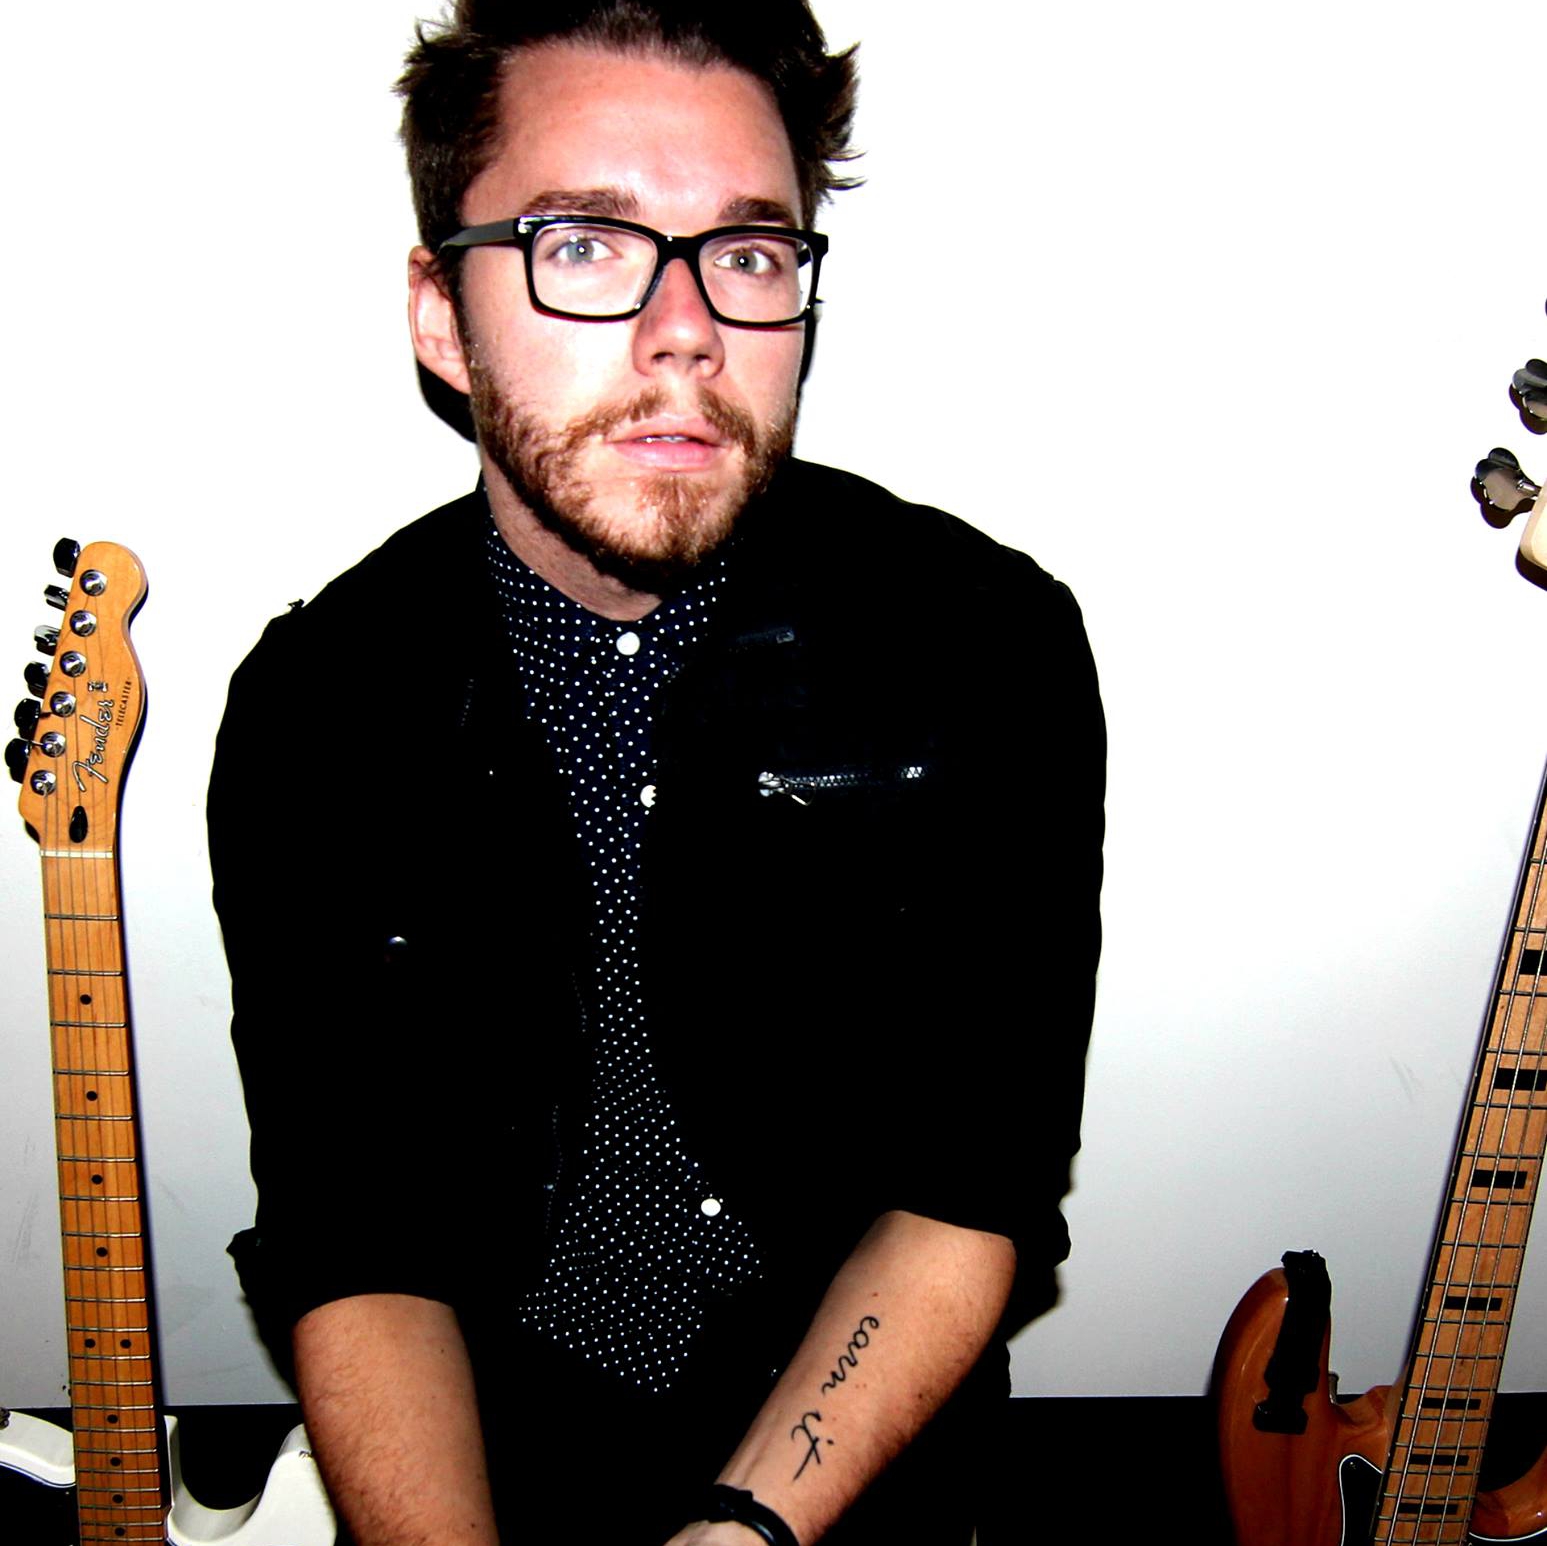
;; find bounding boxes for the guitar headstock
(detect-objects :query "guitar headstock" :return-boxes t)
[1473,299,1547,581]
[7,540,148,848]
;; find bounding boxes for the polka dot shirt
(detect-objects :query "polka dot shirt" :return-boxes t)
[486,527,763,1394]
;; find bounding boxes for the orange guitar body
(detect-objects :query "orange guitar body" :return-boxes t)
[1216,1265,1547,1546]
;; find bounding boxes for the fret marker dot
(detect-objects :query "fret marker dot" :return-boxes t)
[84,1338,96,1348]
[120,1338,131,1349]
[107,1413,118,1424]
[110,1457,121,1467]
[91,1174,103,1185]
[80,994,92,1005]
[96,1246,108,1258]
[86,1090,98,1101]
[112,1494,123,1504]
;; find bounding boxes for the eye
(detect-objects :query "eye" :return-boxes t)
[536,227,621,266]
[711,241,788,278]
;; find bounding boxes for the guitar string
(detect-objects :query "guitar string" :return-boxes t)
[1385,789,1547,1540]
[47,590,157,1537]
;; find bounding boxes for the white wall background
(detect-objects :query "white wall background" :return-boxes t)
[2,1,1545,1409]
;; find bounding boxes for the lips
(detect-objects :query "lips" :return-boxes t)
[608,414,728,471]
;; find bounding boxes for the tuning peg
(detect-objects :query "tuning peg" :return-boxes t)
[43,584,69,611]
[52,538,80,579]
[24,661,48,697]
[13,699,40,740]
[33,625,60,657]
[1473,447,1543,519]
[5,738,30,784]
[1513,359,1547,432]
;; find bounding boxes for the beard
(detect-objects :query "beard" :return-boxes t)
[468,360,794,594]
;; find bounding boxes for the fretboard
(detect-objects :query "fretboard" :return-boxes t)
[42,840,166,1543]
[1375,769,1547,1543]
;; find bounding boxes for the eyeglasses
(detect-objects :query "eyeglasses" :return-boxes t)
[437,215,827,328]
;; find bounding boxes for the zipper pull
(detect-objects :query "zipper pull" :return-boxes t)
[757,770,809,806]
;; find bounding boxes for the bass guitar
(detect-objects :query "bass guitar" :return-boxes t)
[2,539,335,1544]
[1215,429,1547,1542]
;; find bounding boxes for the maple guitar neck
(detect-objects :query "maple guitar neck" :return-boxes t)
[1375,732,1547,1542]
[19,542,162,1542]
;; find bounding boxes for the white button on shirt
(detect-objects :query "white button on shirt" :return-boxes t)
[616,629,642,657]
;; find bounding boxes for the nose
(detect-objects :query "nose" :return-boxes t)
[631,256,724,379]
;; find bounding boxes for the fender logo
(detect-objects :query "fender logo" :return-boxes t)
[71,698,116,792]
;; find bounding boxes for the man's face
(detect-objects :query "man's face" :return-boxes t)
[443,44,808,589]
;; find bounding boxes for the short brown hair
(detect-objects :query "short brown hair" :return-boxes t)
[398,0,859,292]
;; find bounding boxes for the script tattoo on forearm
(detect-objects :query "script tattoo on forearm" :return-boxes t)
[791,1410,831,1480]
[790,1315,883,1480]
[820,1314,880,1395]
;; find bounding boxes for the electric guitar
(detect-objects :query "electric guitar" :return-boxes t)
[1214,454,1547,1541]
[2,539,335,1544]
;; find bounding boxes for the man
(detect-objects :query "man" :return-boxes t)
[208,3,1103,1542]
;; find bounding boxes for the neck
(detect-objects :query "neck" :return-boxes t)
[483,467,663,622]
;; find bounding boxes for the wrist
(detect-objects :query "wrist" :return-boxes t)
[699,1483,800,1546]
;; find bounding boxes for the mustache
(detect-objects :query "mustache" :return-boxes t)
[561,385,759,458]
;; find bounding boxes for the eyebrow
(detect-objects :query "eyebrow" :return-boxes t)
[516,188,801,228]
[519,187,640,219]
[719,196,799,227]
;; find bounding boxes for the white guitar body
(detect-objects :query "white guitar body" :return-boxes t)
[1,1407,335,1545]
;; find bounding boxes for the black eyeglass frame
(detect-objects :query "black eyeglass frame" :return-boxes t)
[436,215,828,329]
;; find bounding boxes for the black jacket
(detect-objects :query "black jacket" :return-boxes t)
[208,457,1104,1374]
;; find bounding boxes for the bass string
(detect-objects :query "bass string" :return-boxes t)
[1390,778,1547,1531]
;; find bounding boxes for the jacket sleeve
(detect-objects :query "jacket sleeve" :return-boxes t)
[207,604,489,1352]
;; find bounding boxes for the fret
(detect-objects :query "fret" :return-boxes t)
[54,1121,138,1158]
[65,1294,148,1306]
[1411,1327,1506,1359]
[63,1238,146,1269]
[48,967,123,977]
[1485,994,1547,1050]
[39,848,114,859]
[1436,1199,1534,1246]
[1461,1106,1547,1156]
[45,911,122,922]
[55,1071,137,1119]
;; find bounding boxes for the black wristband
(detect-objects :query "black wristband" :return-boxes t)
[702,1483,799,1546]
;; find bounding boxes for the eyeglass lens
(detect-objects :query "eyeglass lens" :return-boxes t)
[529,224,813,322]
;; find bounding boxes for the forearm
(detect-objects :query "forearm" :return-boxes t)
[669,1210,1016,1546]
[293,1292,498,1546]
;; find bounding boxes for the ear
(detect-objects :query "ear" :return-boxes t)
[408,246,471,395]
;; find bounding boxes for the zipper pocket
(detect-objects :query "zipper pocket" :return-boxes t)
[757,764,929,806]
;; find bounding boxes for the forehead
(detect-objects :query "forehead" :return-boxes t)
[465,42,802,227]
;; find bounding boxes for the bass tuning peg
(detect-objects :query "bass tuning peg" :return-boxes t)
[33,625,60,657]
[1513,359,1547,431]
[52,538,80,579]
[13,699,40,740]
[43,584,69,611]
[24,661,49,697]
[1473,447,1543,519]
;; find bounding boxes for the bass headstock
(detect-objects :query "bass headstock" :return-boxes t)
[1473,298,1547,578]
[8,540,148,848]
